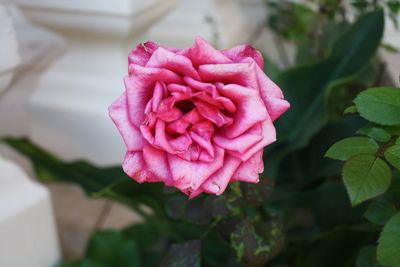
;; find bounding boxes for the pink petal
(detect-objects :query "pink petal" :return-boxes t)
[183,76,217,97]
[128,42,159,66]
[232,150,264,183]
[166,119,190,134]
[255,65,290,121]
[193,100,233,127]
[221,44,264,69]
[189,131,214,158]
[219,84,267,138]
[213,123,263,154]
[188,37,233,66]
[191,121,215,140]
[152,82,165,112]
[142,143,174,184]
[157,107,182,122]
[122,152,149,183]
[198,62,259,90]
[146,47,200,80]
[109,93,144,151]
[201,155,241,195]
[182,108,204,124]
[168,145,225,190]
[229,118,276,161]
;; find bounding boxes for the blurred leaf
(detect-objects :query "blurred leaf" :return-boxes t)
[231,219,282,266]
[241,176,274,206]
[354,87,400,125]
[377,212,400,267]
[160,240,201,267]
[60,259,107,267]
[381,43,400,53]
[385,144,400,170]
[357,125,391,142]
[343,154,392,206]
[274,9,384,157]
[364,200,397,225]
[325,137,379,160]
[344,105,358,114]
[355,246,379,267]
[84,231,141,267]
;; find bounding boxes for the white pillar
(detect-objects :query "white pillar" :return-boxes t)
[9,0,180,166]
[0,156,61,267]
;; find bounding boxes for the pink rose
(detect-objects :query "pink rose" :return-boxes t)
[109,37,289,198]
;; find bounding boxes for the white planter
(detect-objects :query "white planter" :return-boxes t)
[0,156,61,267]
[0,5,20,93]
[10,0,180,165]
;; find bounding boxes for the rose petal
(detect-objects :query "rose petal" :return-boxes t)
[152,82,165,112]
[221,44,264,69]
[166,119,190,134]
[182,108,204,124]
[219,84,267,138]
[146,47,200,80]
[109,93,144,151]
[255,65,290,121]
[193,100,233,127]
[122,152,149,183]
[168,145,225,190]
[198,62,259,90]
[213,123,263,154]
[201,155,241,195]
[229,118,276,161]
[142,144,173,183]
[232,150,264,182]
[128,42,159,66]
[183,76,217,97]
[189,131,214,158]
[188,37,232,66]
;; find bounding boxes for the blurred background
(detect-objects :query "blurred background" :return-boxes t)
[0,0,399,266]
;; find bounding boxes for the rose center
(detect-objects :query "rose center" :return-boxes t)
[175,100,195,114]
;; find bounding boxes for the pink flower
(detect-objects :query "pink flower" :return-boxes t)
[109,37,289,198]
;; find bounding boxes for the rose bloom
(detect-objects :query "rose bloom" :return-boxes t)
[109,37,289,198]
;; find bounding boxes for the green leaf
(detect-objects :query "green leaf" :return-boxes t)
[160,240,201,267]
[356,246,379,267]
[85,231,141,267]
[343,154,392,206]
[377,212,400,267]
[381,43,400,53]
[397,137,400,145]
[230,219,283,266]
[357,125,392,142]
[274,9,384,153]
[354,87,400,125]
[344,105,358,114]
[364,201,397,225]
[385,145,400,170]
[325,137,379,161]
[60,259,107,267]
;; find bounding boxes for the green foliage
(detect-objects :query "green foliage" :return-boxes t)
[385,145,400,170]
[357,125,392,142]
[325,137,379,160]
[364,200,397,225]
[354,87,400,125]
[356,246,380,267]
[377,212,400,267]
[160,240,201,267]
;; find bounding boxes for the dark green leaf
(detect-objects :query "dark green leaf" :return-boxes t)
[59,259,107,267]
[85,231,141,267]
[343,154,392,206]
[356,246,379,267]
[274,9,384,154]
[385,144,400,170]
[325,137,379,161]
[377,212,400,267]
[354,87,400,125]
[160,240,201,267]
[240,176,274,206]
[230,219,283,266]
[357,125,391,142]
[344,105,358,114]
[364,201,397,225]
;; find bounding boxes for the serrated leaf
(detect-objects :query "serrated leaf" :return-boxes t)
[364,201,397,225]
[357,125,391,142]
[344,105,358,114]
[325,137,379,161]
[356,246,379,267]
[377,212,400,267]
[354,87,400,125]
[160,240,201,267]
[343,154,392,206]
[385,144,400,170]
